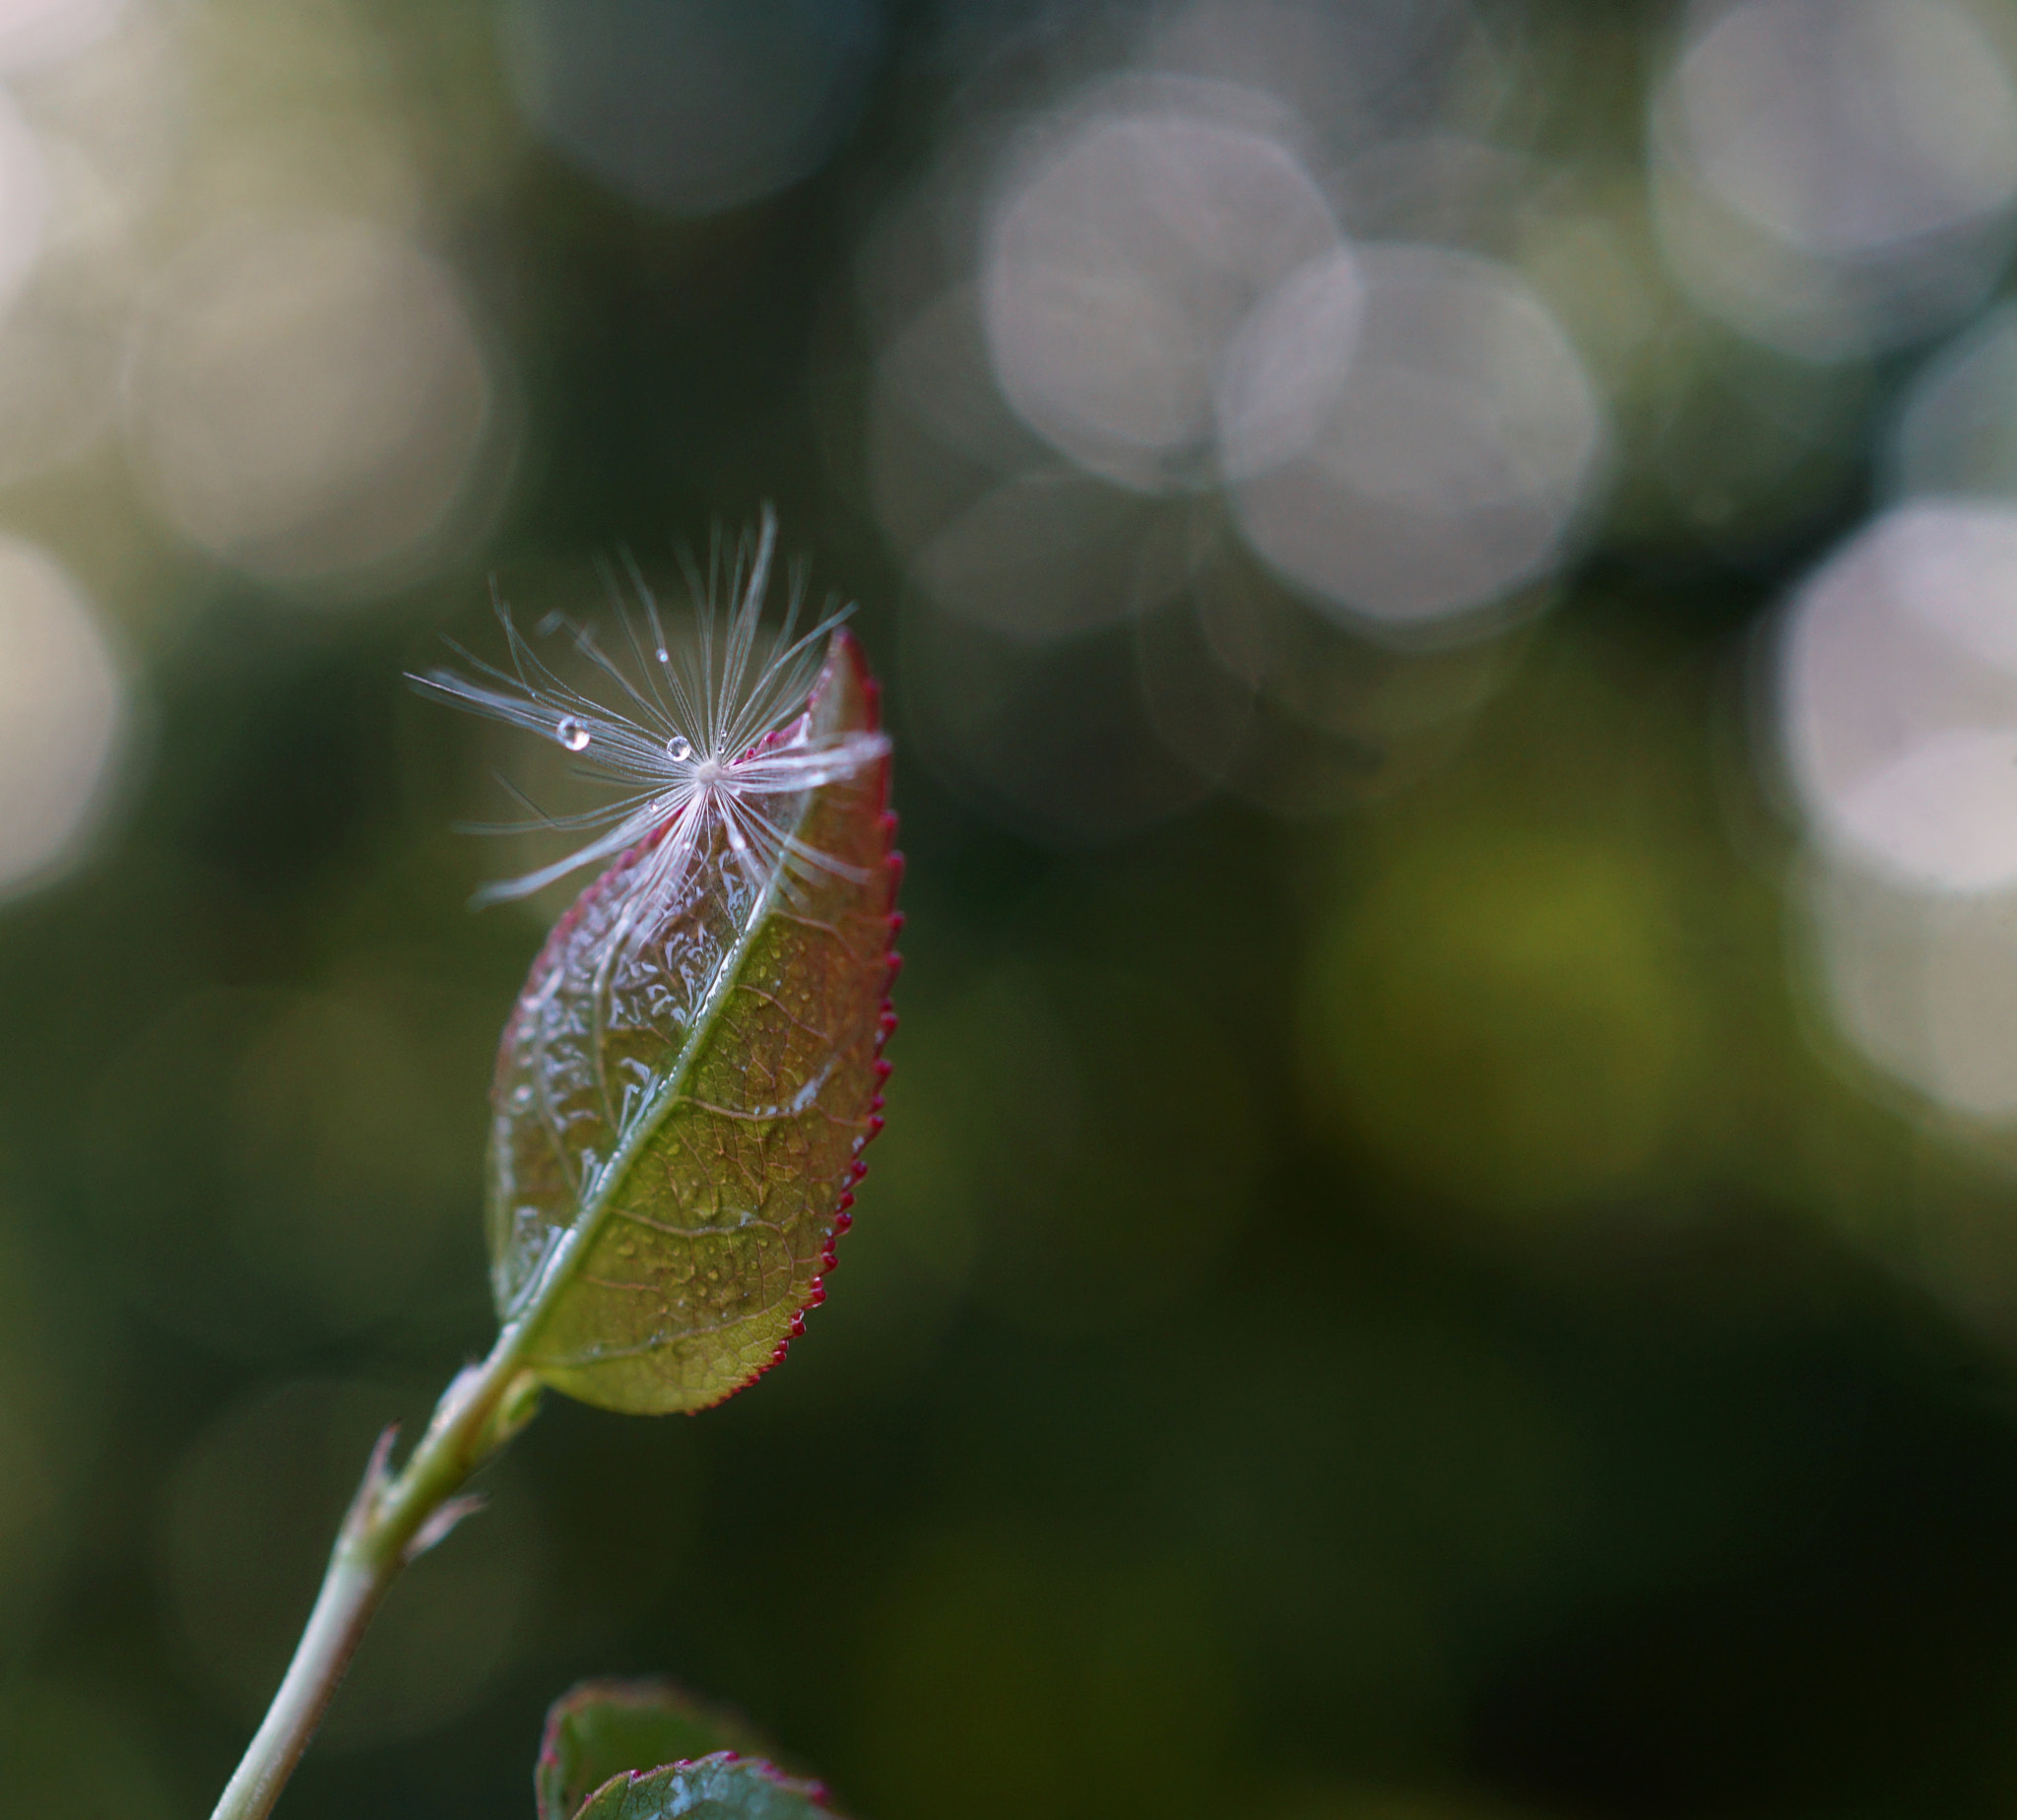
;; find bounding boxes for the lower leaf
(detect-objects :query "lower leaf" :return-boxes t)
[537,1680,779,1820]
[573,1753,839,1820]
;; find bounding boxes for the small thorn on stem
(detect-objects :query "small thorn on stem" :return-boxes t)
[363,1423,400,1486]
[404,1494,488,1564]
[342,1424,402,1540]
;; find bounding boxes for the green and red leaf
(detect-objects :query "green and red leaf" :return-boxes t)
[488,631,899,1413]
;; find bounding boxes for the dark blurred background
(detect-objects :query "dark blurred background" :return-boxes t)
[14,1,2017,1816]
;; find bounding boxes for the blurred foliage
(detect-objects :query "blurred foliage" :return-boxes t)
[7,3,2017,1820]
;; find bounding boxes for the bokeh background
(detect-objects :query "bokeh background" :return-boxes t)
[18,0,2017,1815]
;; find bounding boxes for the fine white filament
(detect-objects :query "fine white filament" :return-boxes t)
[413,509,890,940]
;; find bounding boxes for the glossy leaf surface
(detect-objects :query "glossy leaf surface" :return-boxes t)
[536,1681,778,1820]
[573,1755,838,1820]
[489,631,898,1412]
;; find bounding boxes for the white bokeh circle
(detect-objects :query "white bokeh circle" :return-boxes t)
[0,536,124,896]
[982,104,1342,493]
[1225,242,1605,640]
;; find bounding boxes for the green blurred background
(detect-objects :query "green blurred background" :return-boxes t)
[14,1,2017,1815]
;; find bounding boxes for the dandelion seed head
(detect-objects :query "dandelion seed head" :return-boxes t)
[409,506,889,948]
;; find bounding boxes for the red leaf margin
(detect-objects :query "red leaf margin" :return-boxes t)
[736,629,903,1401]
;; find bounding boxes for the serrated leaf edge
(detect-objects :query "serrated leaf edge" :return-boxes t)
[711,652,902,1403]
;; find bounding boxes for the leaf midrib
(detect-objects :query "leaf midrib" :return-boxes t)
[500,816,803,1372]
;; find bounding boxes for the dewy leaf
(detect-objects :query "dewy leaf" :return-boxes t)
[536,1681,780,1820]
[488,630,899,1413]
[572,1755,840,1820]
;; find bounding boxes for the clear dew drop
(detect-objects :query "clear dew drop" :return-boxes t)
[666,735,693,762]
[509,1082,534,1111]
[556,716,591,751]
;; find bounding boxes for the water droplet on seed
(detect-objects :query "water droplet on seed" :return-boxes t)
[666,735,693,762]
[509,1083,533,1111]
[556,717,591,751]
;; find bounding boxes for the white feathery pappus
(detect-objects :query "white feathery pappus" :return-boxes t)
[411,507,891,958]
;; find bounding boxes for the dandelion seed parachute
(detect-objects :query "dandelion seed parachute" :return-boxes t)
[411,508,891,952]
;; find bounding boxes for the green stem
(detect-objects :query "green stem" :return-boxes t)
[209,722,803,1819]
[207,1323,544,1820]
